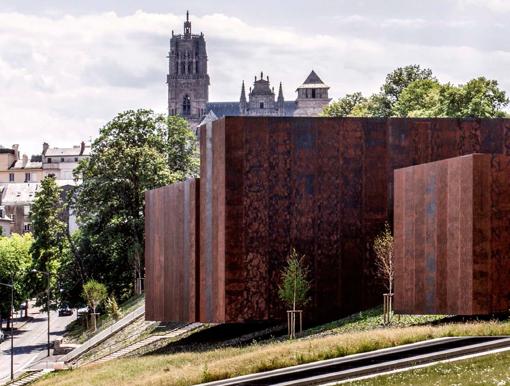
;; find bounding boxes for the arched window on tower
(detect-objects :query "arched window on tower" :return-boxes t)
[182,95,191,116]
[181,62,186,74]
[196,61,199,73]
[188,61,192,74]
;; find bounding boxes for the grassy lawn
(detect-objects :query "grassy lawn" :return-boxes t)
[34,308,510,386]
[65,294,145,344]
[348,349,510,385]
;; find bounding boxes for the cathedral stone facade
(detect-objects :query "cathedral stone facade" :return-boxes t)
[167,12,209,125]
[168,13,331,125]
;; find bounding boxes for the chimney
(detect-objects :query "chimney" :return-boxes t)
[42,142,49,155]
[12,144,19,159]
[80,141,85,155]
[22,154,28,167]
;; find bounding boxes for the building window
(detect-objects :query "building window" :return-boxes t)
[47,158,52,163]
[182,95,191,116]
[188,61,192,74]
[260,102,264,109]
[75,157,78,162]
[9,173,14,182]
[25,173,31,182]
[181,62,185,74]
[195,61,199,73]
[312,89,316,98]
[23,224,31,232]
[61,157,65,162]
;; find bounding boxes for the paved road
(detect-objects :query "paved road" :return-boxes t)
[0,304,75,383]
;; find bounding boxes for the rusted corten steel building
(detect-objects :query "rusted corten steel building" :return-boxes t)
[394,154,510,315]
[145,117,510,324]
[145,179,200,322]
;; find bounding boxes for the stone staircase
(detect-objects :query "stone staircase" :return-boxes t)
[61,304,146,364]
[93,322,202,364]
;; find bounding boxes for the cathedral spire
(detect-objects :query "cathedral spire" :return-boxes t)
[184,10,192,36]
[278,82,284,102]
[240,81,247,103]
[240,81,247,114]
[277,82,284,115]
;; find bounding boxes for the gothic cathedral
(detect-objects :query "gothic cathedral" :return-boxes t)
[168,12,331,126]
[167,11,210,125]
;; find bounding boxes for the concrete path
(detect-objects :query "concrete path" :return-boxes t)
[0,304,75,385]
[93,322,202,364]
[61,304,145,364]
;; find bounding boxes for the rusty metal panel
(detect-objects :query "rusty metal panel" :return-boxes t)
[489,155,510,312]
[144,179,199,322]
[145,117,510,324]
[394,154,510,315]
[199,117,510,322]
[199,119,226,323]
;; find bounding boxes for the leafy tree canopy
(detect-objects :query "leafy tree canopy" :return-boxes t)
[0,233,33,322]
[66,110,198,303]
[30,176,67,304]
[82,279,108,313]
[323,65,508,118]
[382,65,436,105]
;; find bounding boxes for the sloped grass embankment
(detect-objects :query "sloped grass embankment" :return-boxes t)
[36,308,510,386]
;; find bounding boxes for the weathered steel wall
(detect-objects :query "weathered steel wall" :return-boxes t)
[394,154,510,315]
[144,179,200,322]
[198,117,510,323]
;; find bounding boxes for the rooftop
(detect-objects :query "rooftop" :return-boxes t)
[45,146,91,157]
[297,70,329,90]
[1,183,39,204]
[10,160,42,170]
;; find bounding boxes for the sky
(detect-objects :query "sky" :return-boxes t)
[1,0,510,155]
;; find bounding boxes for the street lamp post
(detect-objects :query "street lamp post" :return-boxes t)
[31,270,50,357]
[0,279,14,381]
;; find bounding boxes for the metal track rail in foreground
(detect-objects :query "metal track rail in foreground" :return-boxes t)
[196,336,510,386]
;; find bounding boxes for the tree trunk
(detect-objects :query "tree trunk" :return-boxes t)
[91,307,97,332]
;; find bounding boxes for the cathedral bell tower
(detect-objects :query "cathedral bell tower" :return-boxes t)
[167,11,210,125]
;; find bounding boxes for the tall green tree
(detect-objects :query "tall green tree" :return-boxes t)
[30,176,67,306]
[0,233,33,328]
[381,65,436,107]
[439,77,509,118]
[71,110,198,300]
[392,79,442,117]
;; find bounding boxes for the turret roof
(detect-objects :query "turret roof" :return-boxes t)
[297,70,329,90]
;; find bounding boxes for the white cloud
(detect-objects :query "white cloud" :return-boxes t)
[0,9,509,156]
[457,0,510,12]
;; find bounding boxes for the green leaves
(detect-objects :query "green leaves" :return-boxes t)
[323,65,508,118]
[30,176,67,303]
[68,109,198,302]
[82,279,108,312]
[0,233,33,318]
[278,248,311,310]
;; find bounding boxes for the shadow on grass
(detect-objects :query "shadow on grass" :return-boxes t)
[146,322,286,356]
